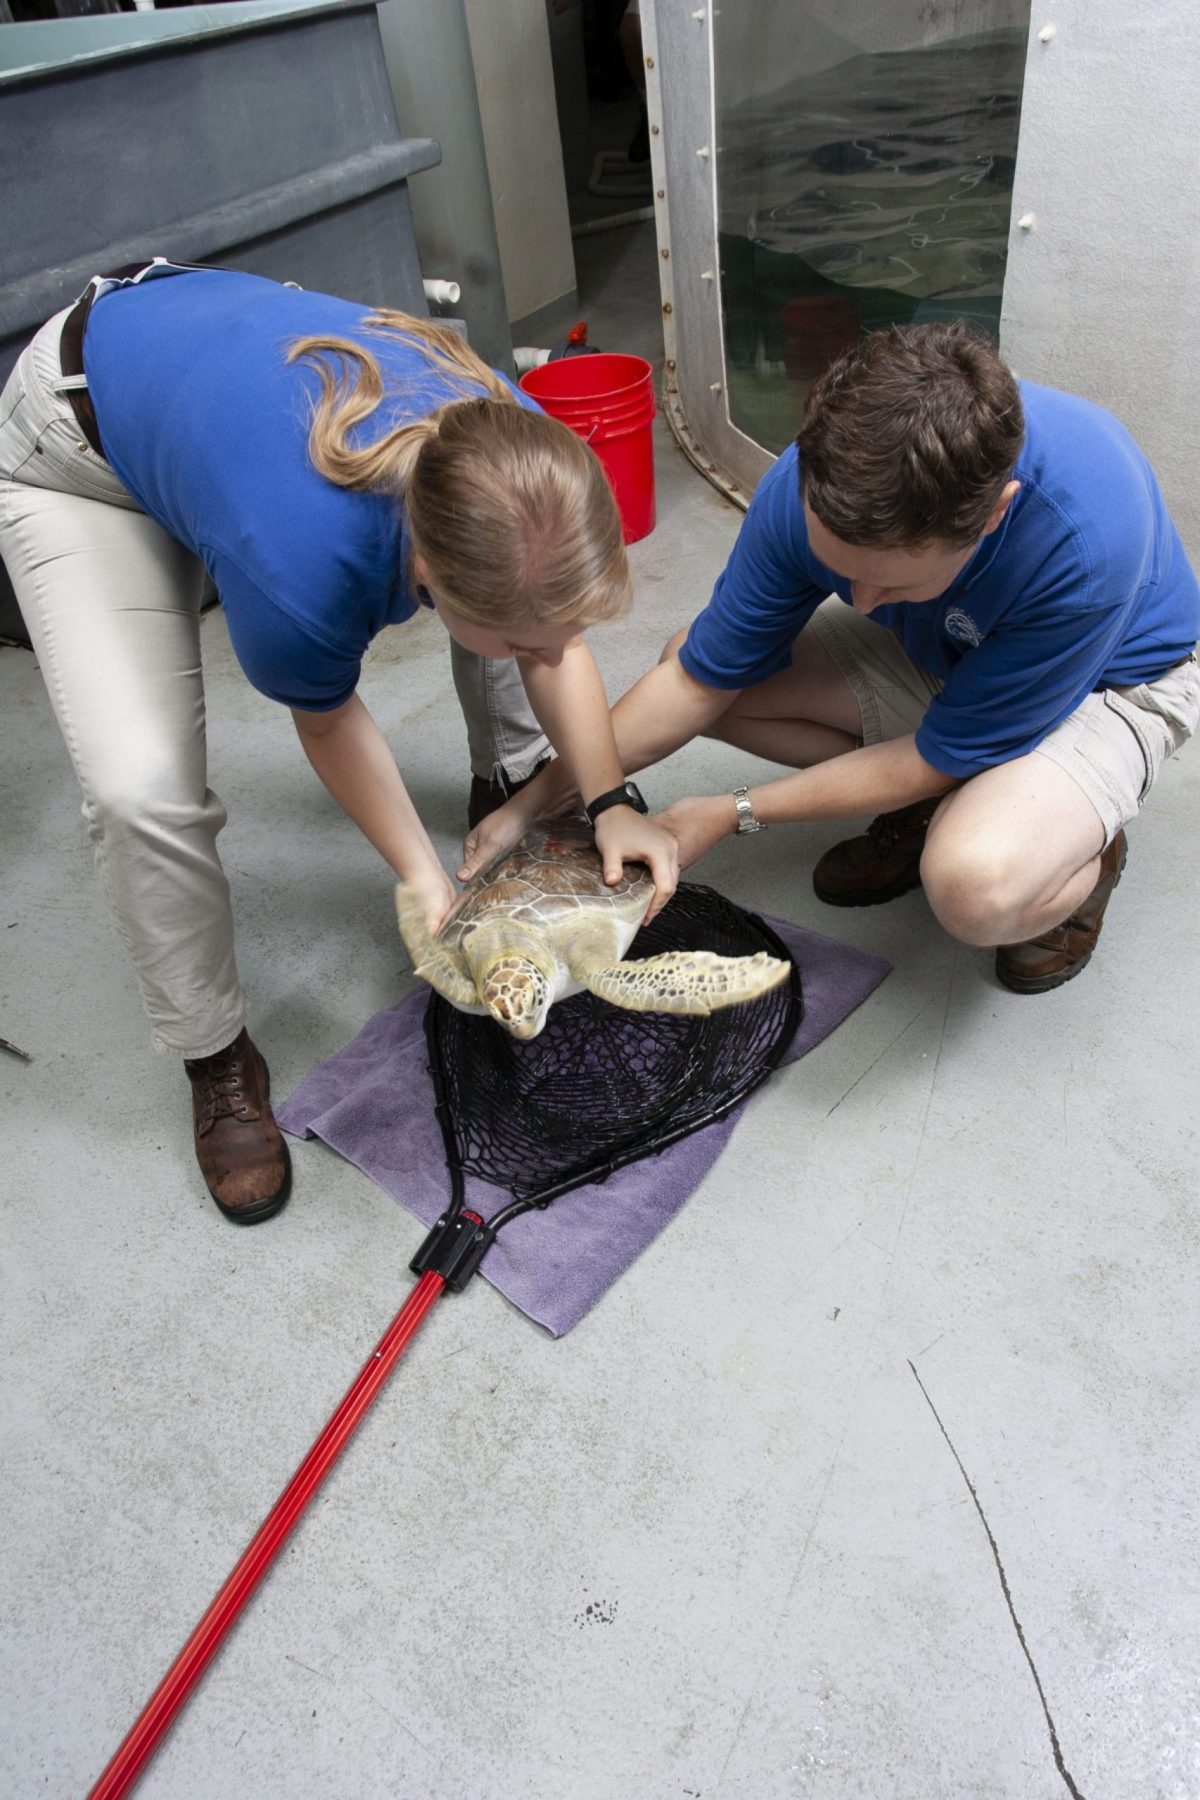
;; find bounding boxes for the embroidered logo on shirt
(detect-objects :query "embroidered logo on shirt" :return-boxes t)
[944,606,983,648]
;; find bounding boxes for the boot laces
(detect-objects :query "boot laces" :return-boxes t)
[866,801,931,853]
[190,1047,251,1132]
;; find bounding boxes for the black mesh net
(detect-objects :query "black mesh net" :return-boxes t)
[424,883,802,1211]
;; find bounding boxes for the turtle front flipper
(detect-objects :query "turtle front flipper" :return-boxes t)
[394,883,479,1009]
[582,949,790,1016]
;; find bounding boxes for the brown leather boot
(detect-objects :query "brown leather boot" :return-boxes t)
[467,757,551,831]
[812,798,942,907]
[184,1028,291,1223]
[995,831,1127,995]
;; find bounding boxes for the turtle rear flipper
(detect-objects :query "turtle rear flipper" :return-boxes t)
[394,882,479,1009]
[582,949,789,1016]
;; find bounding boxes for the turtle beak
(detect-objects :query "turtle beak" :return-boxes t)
[495,1008,544,1041]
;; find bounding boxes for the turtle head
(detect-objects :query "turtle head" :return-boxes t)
[479,954,554,1040]
[464,923,558,1040]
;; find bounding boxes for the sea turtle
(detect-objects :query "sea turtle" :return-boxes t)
[395,815,789,1041]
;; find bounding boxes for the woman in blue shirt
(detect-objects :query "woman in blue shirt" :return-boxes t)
[0,264,676,1224]
[469,323,1199,996]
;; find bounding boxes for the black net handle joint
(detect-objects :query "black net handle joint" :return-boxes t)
[409,1208,495,1292]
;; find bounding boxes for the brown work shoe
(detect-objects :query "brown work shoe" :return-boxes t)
[995,830,1127,995]
[812,798,942,907]
[467,756,551,830]
[183,1028,291,1223]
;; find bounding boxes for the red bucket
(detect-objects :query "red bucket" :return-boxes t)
[519,352,657,543]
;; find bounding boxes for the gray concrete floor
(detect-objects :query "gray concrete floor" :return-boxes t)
[3,224,1199,1800]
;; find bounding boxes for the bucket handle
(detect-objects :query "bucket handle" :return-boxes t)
[582,413,654,442]
[579,412,655,446]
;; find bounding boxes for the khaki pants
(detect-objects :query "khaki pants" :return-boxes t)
[0,311,547,1057]
[808,596,1200,847]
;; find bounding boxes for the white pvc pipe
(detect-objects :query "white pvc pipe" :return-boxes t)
[423,278,462,308]
[513,347,553,374]
[570,204,657,238]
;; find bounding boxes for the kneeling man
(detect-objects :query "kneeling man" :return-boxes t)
[468,323,1200,992]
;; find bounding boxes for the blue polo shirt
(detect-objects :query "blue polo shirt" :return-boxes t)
[680,382,1200,778]
[83,267,538,711]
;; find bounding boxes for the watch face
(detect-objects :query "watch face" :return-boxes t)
[587,782,649,823]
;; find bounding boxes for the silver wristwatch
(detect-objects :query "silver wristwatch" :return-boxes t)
[733,786,767,834]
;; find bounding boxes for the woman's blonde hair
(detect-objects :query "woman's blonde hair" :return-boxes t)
[286,310,630,630]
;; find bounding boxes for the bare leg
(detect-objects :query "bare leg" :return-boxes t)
[921,753,1107,947]
[694,624,863,767]
[711,712,860,767]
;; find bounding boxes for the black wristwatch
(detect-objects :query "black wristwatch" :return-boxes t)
[585,780,649,826]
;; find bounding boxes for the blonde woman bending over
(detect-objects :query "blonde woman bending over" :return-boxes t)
[0,262,677,1225]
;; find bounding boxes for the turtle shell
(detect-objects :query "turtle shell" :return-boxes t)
[438,815,653,949]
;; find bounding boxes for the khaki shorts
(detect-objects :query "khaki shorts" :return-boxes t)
[806,596,1200,846]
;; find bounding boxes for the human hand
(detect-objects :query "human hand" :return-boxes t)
[403,861,458,936]
[593,807,679,921]
[458,755,579,881]
[655,794,738,873]
[457,789,539,884]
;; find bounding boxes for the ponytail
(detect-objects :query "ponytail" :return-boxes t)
[287,309,630,632]
[286,309,516,493]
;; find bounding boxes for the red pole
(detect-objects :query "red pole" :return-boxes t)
[89,1268,446,1800]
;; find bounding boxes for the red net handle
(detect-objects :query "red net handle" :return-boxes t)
[88,1269,446,1799]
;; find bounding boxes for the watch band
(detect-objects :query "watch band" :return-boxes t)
[585,780,648,825]
[733,786,767,834]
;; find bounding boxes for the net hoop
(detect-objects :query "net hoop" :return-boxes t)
[424,882,802,1220]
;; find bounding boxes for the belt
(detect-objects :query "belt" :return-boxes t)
[59,289,104,458]
[56,257,216,461]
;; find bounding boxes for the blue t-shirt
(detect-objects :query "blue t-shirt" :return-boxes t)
[83,268,539,711]
[680,382,1200,778]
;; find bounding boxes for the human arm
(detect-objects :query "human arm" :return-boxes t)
[458,644,734,880]
[291,693,455,930]
[505,644,737,810]
[656,734,959,869]
[653,564,1134,869]
[510,638,679,907]
[460,443,826,874]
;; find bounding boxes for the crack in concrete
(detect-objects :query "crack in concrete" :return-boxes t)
[284,1654,330,1682]
[907,1360,1087,1800]
[713,1356,868,1790]
[821,994,942,1119]
[714,968,962,1790]
[901,961,954,1204]
[365,1686,432,1758]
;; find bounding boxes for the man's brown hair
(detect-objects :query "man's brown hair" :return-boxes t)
[797,321,1024,549]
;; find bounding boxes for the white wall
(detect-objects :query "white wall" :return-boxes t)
[463,0,576,325]
[1000,0,1200,557]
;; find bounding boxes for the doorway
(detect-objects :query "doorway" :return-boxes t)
[514,1,663,378]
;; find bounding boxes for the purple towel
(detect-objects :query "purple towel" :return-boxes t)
[276,917,889,1335]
